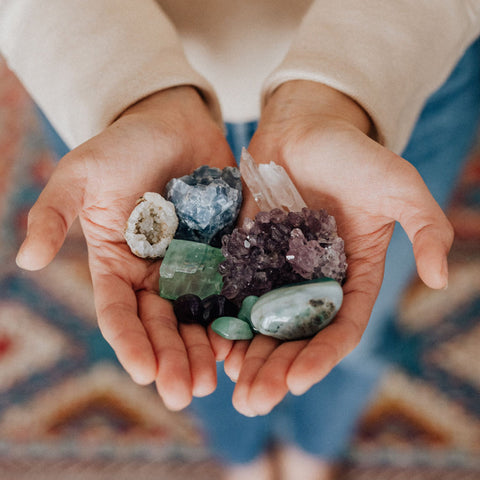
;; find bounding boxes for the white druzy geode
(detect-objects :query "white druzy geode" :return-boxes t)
[124,192,178,258]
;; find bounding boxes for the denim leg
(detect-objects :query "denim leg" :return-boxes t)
[189,363,273,464]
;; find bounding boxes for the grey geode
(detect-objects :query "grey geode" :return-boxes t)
[165,165,242,247]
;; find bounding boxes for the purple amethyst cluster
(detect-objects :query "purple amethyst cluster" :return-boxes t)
[219,208,347,304]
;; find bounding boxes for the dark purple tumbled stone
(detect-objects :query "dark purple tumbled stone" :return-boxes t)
[219,207,347,305]
[173,294,204,324]
[201,294,239,326]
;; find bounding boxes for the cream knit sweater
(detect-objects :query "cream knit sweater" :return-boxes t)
[1,0,479,153]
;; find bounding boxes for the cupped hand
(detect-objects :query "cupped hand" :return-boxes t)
[223,80,453,416]
[16,86,236,410]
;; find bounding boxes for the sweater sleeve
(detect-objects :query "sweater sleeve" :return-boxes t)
[261,0,480,154]
[0,0,222,148]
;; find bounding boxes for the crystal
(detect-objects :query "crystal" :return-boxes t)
[239,148,307,212]
[159,239,224,300]
[220,208,347,304]
[173,293,238,326]
[211,317,254,340]
[165,165,242,246]
[237,295,259,323]
[124,192,178,258]
[250,278,343,340]
[201,294,239,326]
[173,294,204,325]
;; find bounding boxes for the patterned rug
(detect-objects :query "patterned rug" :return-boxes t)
[0,58,479,479]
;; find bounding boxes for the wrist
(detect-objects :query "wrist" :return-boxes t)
[266,80,372,136]
[118,85,206,119]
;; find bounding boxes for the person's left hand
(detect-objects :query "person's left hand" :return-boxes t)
[217,80,453,417]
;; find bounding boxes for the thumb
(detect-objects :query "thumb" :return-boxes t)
[396,179,454,290]
[16,161,85,270]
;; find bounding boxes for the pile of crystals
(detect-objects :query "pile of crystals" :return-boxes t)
[219,207,347,305]
[123,149,347,341]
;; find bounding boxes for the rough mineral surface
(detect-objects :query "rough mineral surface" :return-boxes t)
[220,207,347,304]
[124,192,178,258]
[165,165,242,247]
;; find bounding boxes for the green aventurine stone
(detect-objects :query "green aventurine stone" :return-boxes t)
[159,239,224,300]
[211,317,254,340]
[250,278,343,340]
[238,295,259,323]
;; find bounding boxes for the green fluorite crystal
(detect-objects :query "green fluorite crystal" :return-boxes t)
[211,316,254,340]
[159,239,224,300]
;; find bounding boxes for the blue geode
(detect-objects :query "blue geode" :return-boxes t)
[165,165,243,246]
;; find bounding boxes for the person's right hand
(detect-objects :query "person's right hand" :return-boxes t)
[16,86,235,411]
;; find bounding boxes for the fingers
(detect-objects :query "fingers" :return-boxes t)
[207,327,234,362]
[137,290,193,411]
[16,160,85,270]
[411,220,453,289]
[231,335,280,416]
[233,339,306,416]
[223,339,251,382]
[94,274,158,386]
[286,270,378,395]
[179,323,217,398]
[392,164,454,290]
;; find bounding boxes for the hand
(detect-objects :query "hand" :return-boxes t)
[16,86,236,410]
[222,80,453,416]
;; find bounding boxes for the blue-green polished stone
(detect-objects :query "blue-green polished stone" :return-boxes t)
[159,239,224,300]
[211,316,254,340]
[238,295,259,323]
[250,278,343,340]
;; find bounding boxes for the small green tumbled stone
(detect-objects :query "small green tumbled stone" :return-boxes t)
[250,278,343,340]
[211,316,254,340]
[238,295,259,323]
[159,239,224,300]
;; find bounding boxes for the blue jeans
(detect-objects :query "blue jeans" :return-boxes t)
[191,38,480,464]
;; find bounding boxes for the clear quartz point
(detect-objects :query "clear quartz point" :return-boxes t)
[239,147,307,212]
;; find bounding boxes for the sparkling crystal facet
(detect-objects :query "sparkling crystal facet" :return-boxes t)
[239,148,307,212]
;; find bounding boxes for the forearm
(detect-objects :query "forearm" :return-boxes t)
[0,0,222,148]
[262,0,480,154]
[266,80,372,136]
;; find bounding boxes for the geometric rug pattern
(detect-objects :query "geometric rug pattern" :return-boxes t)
[1,56,479,479]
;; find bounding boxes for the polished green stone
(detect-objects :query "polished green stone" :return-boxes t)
[238,295,259,323]
[211,316,254,340]
[159,239,224,300]
[250,278,343,340]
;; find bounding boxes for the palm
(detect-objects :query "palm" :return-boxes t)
[224,117,453,416]
[17,88,236,410]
